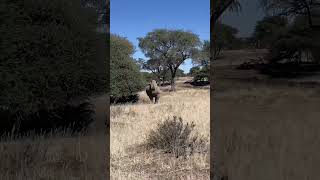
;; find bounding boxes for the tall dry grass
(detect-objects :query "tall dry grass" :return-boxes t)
[213,81,320,180]
[111,80,210,179]
[0,95,108,180]
[0,132,106,180]
[213,49,320,179]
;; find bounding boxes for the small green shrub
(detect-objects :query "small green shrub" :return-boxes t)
[146,116,207,157]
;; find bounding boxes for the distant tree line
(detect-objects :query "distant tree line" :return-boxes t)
[212,0,320,66]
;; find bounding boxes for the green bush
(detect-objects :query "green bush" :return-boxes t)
[189,66,201,76]
[189,66,209,77]
[0,0,107,114]
[110,34,145,99]
[141,72,154,84]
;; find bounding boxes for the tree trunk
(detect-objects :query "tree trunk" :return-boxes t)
[170,69,177,91]
[170,78,175,91]
[157,75,161,83]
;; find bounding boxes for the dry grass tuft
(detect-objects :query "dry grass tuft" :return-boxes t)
[147,116,207,158]
[0,133,106,180]
[0,95,108,180]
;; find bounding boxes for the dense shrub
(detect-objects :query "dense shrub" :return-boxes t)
[190,73,210,86]
[0,0,107,114]
[0,0,106,135]
[189,66,209,77]
[261,16,320,64]
[141,72,154,84]
[147,116,207,157]
[110,94,139,104]
[189,66,201,76]
[110,34,145,100]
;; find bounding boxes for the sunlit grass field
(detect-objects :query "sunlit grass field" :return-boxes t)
[111,78,210,179]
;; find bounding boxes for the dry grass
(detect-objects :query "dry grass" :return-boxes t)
[213,49,320,180]
[0,133,106,180]
[111,78,210,179]
[0,95,108,180]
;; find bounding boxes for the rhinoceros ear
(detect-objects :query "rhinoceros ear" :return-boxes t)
[146,84,151,90]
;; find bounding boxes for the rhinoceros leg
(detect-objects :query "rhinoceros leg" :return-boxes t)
[148,96,154,103]
[154,95,159,104]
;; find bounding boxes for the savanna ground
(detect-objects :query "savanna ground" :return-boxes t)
[213,49,320,180]
[0,96,108,180]
[111,77,210,180]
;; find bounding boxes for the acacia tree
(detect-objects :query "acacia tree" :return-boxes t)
[215,22,239,57]
[260,0,320,28]
[253,16,289,48]
[211,0,242,74]
[193,40,210,66]
[260,0,320,62]
[138,29,201,91]
[138,58,169,85]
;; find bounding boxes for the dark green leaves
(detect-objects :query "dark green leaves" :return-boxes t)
[110,34,144,98]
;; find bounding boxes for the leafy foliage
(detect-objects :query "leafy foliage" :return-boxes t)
[213,22,239,58]
[0,0,106,114]
[110,34,145,99]
[138,29,201,91]
[189,66,202,76]
[261,16,319,63]
[249,13,320,76]
[253,16,289,48]
[141,72,154,84]
[138,58,169,83]
[260,0,320,28]
[193,40,210,66]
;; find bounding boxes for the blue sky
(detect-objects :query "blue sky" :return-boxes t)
[110,0,209,73]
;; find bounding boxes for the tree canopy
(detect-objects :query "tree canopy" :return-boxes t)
[253,16,289,48]
[260,0,320,28]
[193,40,210,66]
[110,34,145,98]
[138,29,201,91]
[0,0,106,114]
[138,58,169,84]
